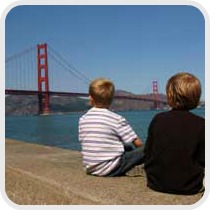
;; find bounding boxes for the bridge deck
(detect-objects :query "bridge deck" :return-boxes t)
[5,89,167,103]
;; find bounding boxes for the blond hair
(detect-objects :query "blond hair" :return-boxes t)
[89,78,115,107]
[166,72,201,110]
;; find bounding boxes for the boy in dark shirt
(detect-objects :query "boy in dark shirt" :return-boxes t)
[144,72,205,195]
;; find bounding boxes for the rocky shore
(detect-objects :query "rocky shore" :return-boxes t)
[5,139,204,205]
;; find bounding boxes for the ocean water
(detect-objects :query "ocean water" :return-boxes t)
[5,108,205,151]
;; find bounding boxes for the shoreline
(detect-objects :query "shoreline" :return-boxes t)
[5,138,203,205]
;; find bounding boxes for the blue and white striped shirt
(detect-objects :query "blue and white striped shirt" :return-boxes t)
[78,107,138,176]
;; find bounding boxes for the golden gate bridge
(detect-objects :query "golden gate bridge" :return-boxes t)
[5,43,167,114]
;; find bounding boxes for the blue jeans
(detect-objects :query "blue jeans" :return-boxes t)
[107,146,145,177]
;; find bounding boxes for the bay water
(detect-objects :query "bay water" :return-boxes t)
[5,108,205,151]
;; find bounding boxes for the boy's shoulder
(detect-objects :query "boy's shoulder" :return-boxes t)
[153,109,204,123]
[80,107,124,121]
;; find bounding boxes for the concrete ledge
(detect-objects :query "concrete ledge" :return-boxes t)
[5,139,203,205]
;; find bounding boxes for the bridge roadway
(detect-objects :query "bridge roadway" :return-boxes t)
[5,89,167,104]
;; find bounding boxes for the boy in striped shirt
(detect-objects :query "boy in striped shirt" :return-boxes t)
[78,78,144,176]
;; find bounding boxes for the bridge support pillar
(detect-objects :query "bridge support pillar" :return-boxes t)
[37,43,50,114]
[152,80,160,110]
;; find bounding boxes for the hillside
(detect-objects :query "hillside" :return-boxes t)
[112,90,167,111]
[5,90,167,116]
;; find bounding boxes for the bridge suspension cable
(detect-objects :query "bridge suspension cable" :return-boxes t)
[5,45,36,63]
[48,45,91,85]
[5,45,37,91]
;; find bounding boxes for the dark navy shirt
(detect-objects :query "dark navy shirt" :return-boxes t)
[144,109,205,195]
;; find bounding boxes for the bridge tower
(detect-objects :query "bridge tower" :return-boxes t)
[152,80,160,110]
[37,43,50,114]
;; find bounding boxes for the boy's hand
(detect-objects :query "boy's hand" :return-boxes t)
[133,138,144,148]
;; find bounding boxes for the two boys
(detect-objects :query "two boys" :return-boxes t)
[78,73,205,195]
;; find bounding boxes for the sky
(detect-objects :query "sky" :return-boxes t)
[5,5,205,100]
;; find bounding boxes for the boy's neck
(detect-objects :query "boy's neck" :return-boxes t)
[93,105,110,109]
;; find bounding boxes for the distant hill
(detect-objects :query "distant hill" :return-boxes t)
[5,95,90,116]
[5,90,167,116]
[112,90,167,111]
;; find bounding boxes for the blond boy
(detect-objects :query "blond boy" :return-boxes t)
[78,78,144,176]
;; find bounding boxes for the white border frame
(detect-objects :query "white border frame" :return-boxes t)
[1,1,209,210]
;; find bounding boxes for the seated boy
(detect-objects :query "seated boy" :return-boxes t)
[78,78,144,176]
[144,72,205,195]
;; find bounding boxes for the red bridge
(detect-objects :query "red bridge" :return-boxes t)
[5,43,167,114]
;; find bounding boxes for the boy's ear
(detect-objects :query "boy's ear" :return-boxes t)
[89,95,93,101]
[89,95,94,106]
